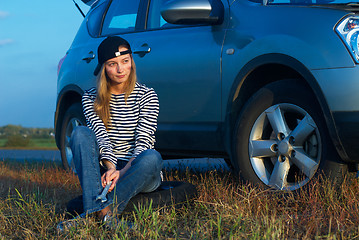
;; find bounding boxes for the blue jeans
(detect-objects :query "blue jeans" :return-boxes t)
[70,126,163,216]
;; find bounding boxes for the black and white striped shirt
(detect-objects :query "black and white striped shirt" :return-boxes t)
[82,82,159,166]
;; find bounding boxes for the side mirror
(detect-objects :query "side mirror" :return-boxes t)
[161,0,224,25]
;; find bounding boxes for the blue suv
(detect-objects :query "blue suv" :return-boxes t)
[56,0,359,190]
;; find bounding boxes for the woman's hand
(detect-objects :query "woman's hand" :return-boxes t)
[101,168,120,192]
[100,157,135,192]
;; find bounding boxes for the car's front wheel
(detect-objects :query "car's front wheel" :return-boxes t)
[59,102,86,171]
[232,79,346,191]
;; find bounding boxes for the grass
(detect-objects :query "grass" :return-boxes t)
[0,138,57,150]
[1,159,359,239]
[0,139,7,147]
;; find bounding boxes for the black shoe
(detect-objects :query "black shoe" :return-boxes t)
[57,216,84,233]
[103,212,134,230]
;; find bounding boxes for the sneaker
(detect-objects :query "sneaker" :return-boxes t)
[56,216,83,233]
[103,212,134,230]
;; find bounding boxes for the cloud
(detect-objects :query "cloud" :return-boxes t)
[0,11,9,19]
[0,39,14,46]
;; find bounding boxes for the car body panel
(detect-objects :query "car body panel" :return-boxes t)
[313,67,359,112]
[333,111,359,162]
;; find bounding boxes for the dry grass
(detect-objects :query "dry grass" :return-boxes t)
[1,159,359,239]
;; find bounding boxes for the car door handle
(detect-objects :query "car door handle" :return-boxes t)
[133,44,151,57]
[82,51,96,63]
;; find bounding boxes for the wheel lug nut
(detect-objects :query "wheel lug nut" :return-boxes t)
[291,150,296,158]
[278,133,285,141]
[289,136,295,144]
[272,144,278,152]
[279,155,286,162]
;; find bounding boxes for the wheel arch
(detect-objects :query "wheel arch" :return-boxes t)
[54,85,84,149]
[224,53,349,162]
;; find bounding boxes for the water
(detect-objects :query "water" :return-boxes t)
[0,149,61,162]
[0,149,230,172]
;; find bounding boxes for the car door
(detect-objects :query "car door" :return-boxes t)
[124,0,228,154]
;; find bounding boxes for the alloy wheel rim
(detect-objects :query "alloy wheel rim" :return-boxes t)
[65,118,82,171]
[249,103,322,190]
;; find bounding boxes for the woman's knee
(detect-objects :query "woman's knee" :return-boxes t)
[143,149,163,167]
[70,126,100,167]
[133,149,163,172]
[70,126,96,147]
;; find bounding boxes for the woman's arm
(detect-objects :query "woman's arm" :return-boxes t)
[82,90,117,166]
[132,88,159,158]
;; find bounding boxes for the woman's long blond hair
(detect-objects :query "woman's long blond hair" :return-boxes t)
[94,51,137,129]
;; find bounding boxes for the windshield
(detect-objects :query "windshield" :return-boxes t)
[250,0,359,5]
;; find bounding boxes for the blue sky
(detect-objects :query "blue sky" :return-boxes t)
[0,1,90,128]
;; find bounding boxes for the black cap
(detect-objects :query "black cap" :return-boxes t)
[93,36,132,76]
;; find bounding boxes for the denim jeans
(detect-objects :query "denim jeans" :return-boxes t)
[70,126,163,216]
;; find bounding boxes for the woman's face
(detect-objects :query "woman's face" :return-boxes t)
[104,46,132,91]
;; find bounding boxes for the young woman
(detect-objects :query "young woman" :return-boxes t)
[58,36,163,231]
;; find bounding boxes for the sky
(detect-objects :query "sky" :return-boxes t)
[0,1,90,128]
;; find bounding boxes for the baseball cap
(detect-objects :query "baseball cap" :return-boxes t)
[93,36,132,76]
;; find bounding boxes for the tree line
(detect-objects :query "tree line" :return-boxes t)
[0,125,54,139]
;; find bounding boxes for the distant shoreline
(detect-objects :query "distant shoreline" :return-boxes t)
[0,138,57,149]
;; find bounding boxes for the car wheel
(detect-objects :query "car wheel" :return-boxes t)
[232,79,346,191]
[60,102,86,171]
[65,181,197,217]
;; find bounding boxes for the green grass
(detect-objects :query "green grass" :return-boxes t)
[1,160,359,239]
[29,138,57,149]
[0,138,57,150]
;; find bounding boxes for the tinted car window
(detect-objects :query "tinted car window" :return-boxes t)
[87,0,110,37]
[147,0,179,29]
[101,0,141,36]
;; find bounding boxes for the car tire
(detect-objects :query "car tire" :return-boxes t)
[66,181,197,217]
[232,79,347,191]
[60,102,86,171]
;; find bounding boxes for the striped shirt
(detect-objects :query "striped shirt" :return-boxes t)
[82,82,159,166]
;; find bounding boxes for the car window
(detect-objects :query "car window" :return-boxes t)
[147,0,179,29]
[101,0,141,36]
[87,0,110,37]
